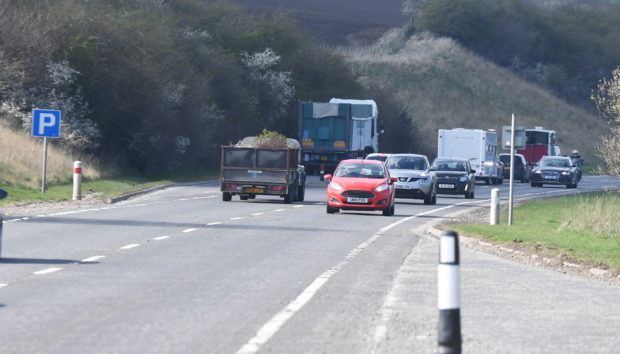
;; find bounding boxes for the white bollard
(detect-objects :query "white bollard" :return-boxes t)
[490,188,500,225]
[438,230,462,354]
[73,161,82,201]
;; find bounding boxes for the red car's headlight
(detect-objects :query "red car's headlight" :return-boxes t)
[375,183,389,192]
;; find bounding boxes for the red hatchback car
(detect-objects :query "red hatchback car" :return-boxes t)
[324,159,396,216]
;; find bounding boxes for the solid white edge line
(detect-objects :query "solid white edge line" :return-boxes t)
[183,228,198,233]
[81,255,106,263]
[153,236,171,241]
[120,244,140,250]
[33,267,63,275]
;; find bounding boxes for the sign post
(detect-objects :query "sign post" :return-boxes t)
[502,117,525,226]
[32,109,61,193]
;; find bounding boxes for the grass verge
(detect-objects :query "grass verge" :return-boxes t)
[451,191,620,270]
[0,170,219,206]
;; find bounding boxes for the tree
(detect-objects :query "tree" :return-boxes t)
[592,67,620,176]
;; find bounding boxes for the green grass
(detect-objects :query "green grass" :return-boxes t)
[452,191,620,269]
[0,170,219,206]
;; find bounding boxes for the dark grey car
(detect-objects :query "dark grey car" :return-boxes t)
[432,157,476,199]
[385,154,437,204]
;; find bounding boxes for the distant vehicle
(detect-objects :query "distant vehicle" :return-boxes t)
[365,153,391,162]
[517,127,557,166]
[437,128,502,185]
[220,137,306,203]
[385,154,437,204]
[499,153,531,183]
[431,157,476,199]
[324,159,396,216]
[0,188,8,257]
[298,99,382,175]
[530,156,579,188]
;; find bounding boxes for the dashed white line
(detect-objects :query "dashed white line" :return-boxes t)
[81,255,106,263]
[208,222,222,226]
[183,228,198,233]
[33,267,63,275]
[293,205,305,208]
[0,284,7,288]
[252,213,264,216]
[274,209,286,212]
[153,236,170,241]
[120,244,141,250]
[230,217,245,220]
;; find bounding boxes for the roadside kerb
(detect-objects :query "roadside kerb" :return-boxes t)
[107,180,219,203]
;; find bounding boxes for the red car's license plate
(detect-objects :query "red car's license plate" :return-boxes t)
[347,197,368,203]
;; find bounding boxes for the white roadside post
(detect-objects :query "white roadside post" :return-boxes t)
[438,230,462,354]
[508,113,516,225]
[73,161,82,201]
[490,188,501,225]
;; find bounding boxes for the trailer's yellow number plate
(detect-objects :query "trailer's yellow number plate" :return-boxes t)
[245,188,264,193]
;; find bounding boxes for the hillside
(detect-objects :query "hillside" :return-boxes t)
[341,30,610,164]
[0,123,100,188]
[226,0,408,45]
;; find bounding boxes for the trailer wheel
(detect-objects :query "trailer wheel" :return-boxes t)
[297,185,305,202]
[222,192,232,202]
[240,195,249,201]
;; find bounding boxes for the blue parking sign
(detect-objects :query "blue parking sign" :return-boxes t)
[32,109,61,138]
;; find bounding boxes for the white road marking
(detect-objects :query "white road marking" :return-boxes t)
[252,213,264,216]
[238,202,471,354]
[230,217,245,220]
[120,244,140,250]
[33,267,62,275]
[81,255,106,263]
[274,209,286,212]
[183,228,198,233]
[293,205,305,208]
[0,284,7,288]
[207,222,222,226]
[153,236,171,241]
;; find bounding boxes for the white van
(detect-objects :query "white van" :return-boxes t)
[437,128,502,184]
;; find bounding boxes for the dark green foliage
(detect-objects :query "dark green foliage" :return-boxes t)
[0,0,363,173]
[414,0,620,108]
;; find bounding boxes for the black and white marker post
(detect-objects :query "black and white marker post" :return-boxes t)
[438,230,462,354]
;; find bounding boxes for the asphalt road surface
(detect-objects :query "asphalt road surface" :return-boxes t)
[1,175,619,353]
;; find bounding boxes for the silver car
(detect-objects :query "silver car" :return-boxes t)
[385,154,437,204]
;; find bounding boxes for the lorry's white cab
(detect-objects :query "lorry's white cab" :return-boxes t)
[437,128,502,184]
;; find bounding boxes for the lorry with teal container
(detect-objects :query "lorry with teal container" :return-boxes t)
[298,99,381,175]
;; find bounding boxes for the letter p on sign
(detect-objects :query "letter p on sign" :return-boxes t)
[32,109,61,138]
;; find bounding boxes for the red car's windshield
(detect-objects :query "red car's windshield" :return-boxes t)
[335,163,385,178]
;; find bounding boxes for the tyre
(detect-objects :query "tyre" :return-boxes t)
[424,186,437,205]
[297,185,305,202]
[382,202,395,216]
[530,182,538,187]
[326,205,339,214]
[485,178,491,185]
[240,195,249,201]
[222,192,232,201]
[498,177,503,184]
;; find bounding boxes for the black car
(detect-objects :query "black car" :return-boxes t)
[499,153,531,183]
[530,156,579,188]
[431,157,476,199]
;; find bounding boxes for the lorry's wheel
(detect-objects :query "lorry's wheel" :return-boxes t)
[284,186,295,204]
[222,192,232,202]
[240,195,249,201]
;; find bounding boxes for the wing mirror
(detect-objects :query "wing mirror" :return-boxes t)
[324,174,333,180]
[470,169,476,174]
[430,167,437,171]
[0,189,7,200]
[390,176,397,183]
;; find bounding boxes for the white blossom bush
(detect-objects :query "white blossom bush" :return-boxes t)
[241,48,295,125]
